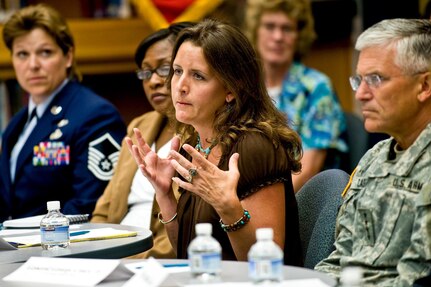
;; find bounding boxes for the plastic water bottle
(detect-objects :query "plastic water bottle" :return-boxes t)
[339,266,363,287]
[40,201,70,250]
[248,228,284,283]
[187,223,222,283]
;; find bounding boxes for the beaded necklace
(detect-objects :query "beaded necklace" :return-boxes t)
[195,134,217,159]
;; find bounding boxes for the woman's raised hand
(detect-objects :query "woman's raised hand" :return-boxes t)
[169,143,241,212]
[125,128,180,195]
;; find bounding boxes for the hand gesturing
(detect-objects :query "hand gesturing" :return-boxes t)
[169,143,241,212]
[125,128,180,196]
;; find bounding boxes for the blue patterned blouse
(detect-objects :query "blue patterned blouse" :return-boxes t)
[273,62,348,153]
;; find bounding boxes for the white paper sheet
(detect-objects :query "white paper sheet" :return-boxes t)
[185,278,331,287]
[4,227,137,247]
[0,225,81,238]
[3,257,134,286]
[125,260,190,274]
[3,214,89,228]
[0,229,39,237]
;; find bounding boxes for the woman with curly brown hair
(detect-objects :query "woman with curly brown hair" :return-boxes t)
[127,19,303,266]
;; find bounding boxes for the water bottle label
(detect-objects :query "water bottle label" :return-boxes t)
[249,258,283,280]
[190,252,221,273]
[41,225,69,243]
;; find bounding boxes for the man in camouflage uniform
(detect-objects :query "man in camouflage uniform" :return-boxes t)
[315,18,431,286]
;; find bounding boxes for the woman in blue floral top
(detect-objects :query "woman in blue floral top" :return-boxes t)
[245,0,348,192]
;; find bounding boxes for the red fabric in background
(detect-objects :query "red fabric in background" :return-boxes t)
[152,0,195,22]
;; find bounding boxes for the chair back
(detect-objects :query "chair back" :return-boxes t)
[295,169,350,269]
[344,112,368,172]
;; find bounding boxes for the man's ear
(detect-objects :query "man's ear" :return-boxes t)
[418,72,431,102]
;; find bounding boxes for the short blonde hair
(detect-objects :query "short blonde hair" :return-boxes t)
[244,0,316,60]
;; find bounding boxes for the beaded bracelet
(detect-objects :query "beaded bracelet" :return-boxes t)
[158,212,177,225]
[219,209,251,232]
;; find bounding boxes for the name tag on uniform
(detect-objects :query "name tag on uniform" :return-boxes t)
[33,141,70,166]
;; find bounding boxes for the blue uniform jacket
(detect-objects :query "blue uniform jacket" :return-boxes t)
[0,81,126,221]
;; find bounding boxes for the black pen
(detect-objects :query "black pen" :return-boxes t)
[7,241,23,248]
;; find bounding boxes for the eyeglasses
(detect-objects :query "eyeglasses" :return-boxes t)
[349,74,387,91]
[136,64,171,81]
[350,71,427,92]
[260,22,296,35]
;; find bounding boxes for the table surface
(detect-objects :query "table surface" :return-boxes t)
[0,259,337,286]
[0,223,153,264]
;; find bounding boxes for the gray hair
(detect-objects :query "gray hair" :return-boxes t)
[355,18,431,75]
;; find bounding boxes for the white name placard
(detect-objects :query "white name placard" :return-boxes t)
[123,257,169,287]
[3,257,134,286]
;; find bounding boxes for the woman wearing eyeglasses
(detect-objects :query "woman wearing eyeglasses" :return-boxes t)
[244,0,348,192]
[91,22,195,259]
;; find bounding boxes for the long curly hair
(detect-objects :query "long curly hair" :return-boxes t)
[166,19,302,172]
[244,0,316,61]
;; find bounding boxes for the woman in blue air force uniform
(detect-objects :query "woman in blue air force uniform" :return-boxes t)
[0,4,126,222]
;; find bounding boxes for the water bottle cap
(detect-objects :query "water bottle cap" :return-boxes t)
[195,223,212,235]
[47,201,60,210]
[256,228,273,240]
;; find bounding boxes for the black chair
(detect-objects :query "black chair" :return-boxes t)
[296,169,350,269]
[414,272,431,287]
[344,112,369,172]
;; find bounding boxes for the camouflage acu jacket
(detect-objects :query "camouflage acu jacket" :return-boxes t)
[315,123,431,287]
